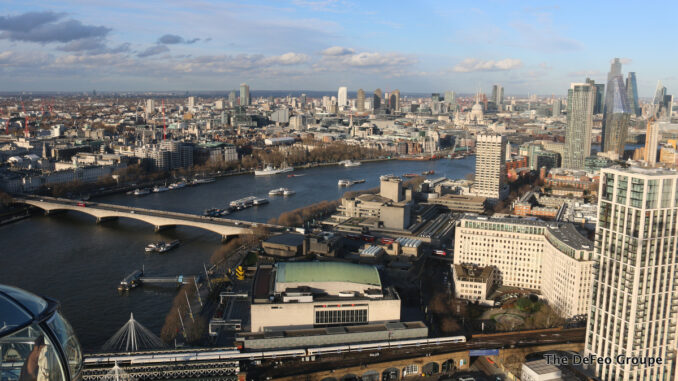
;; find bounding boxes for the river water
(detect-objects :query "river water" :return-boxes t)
[0,158,475,351]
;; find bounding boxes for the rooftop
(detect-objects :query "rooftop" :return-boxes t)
[275,262,382,288]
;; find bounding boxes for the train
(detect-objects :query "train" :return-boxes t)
[83,335,467,366]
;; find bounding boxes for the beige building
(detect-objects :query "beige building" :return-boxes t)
[250,262,401,332]
[454,215,594,317]
[473,134,508,200]
[451,264,496,306]
[336,176,413,229]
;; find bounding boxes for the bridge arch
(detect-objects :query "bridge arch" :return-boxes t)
[441,359,457,373]
[422,362,440,376]
[361,370,379,381]
[339,374,358,381]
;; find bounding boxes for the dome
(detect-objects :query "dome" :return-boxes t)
[472,103,483,112]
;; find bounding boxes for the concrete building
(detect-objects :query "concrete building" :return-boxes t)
[585,167,678,380]
[473,134,508,200]
[336,176,413,230]
[564,83,595,169]
[521,359,563,381]
[240,83,251,106]
[250,262,400,332]
[338,86,348,108]
[454,215,594,317]
[451,264,496,305]
[644,119,660,165]
[356,89,365,113]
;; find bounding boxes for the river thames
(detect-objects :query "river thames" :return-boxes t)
[0,157,474,350]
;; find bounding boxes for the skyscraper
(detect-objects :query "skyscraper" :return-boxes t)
[491,84,504,106]
[444,91,456,106]
[644,119,659,165]
[586,78,605,114]
[625,72,640,116]
[356,89,365,113]
[187,96,195,108]
[239,83,250,106]
[373,88,382,111]
[473,134,507,200]
[586,167,678,380]
[228,91,236,106]
[564,83,595,169]
[337,86,348,108]
[602,59,631,157]
[389,89,400,112]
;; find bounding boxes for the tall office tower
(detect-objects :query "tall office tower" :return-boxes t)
[552,99,561,116]
[228,91,236,106]
[239,83,251,106]
[337,86,348,108]
[586,167,678,381]
[356,89,365,113]
[373,88,382,111]
[431,93,441,102]
[300,93,307,106]
[187,96,195,108]
[586,78,605,114]
[644,119,660,165]
[389,89,400,111]
[491,84,504,106]
[608,57,623,80]
[626,72,640,116]
[602,76,631,157]
[652,81,671,120]
[444,91,456,105]
[473,134,507,200]
[145,99,155,119]
[564,83,595,169]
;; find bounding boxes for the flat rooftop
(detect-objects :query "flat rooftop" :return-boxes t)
[275,262,382,287]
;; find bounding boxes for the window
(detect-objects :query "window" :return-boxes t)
[314,308,368,326]
[0,324,66,381]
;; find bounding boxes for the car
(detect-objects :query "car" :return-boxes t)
[76,202,87,207]
[130,211,135,214]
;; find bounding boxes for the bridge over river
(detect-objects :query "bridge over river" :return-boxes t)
[16,195,284,240]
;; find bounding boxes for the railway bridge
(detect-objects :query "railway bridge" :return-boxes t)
[16,195,283,241]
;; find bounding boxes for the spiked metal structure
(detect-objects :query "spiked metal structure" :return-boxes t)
[102,313,165,352]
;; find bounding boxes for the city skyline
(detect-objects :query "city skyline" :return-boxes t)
[1,1,677,95]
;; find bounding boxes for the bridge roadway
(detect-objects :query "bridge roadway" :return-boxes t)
[82,328,584,380]
[16,195,284,240]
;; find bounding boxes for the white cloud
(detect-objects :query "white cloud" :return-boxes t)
[320,46,355,56]
[265,52,309,65]
[453,58,522,73]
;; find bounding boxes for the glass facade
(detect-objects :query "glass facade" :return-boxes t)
[564,83,595,169]
[314,307,368,326]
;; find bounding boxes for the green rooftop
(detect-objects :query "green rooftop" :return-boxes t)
[275,262,381,287]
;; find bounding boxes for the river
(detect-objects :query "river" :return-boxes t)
[0,157,475,350]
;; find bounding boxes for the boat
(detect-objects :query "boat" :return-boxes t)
[338,179,351,187]
[287,174,305,178]
[421,170,435,175]
[342,160,362,167]
[283,189,296,196]
[118,269,143,292]
[255,165,294,176]
[145,242,161,252]
[253,198,269,205]
[133,188,150,196]
[229,196,257,209]
[403,173,418,178]
[156,240,180,253]
[153,185,169,193]
[269,188,285,196]
[353,179,366,184]
[169,182,187,189]
[192,178,216,185]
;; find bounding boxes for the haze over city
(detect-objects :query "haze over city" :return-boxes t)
[2,0,677,95]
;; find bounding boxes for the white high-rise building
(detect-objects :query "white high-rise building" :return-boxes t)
[644,120,660,165]
[338,86,348,108]
[145,99,155,120]
[585,167,678,380]
[564,83,595,169]
[187,96,196,108]
[473,134,508,200]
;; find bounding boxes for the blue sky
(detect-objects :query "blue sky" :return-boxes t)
[0,0,676,96]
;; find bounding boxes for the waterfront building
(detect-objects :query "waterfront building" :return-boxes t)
[585,167,678,380]
[249,262,400,332]
[454,215,594,317]
[473,134,507,200]
[564,83,595,169]
[336,176,412,229]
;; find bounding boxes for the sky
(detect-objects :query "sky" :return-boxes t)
[0,0,676,96]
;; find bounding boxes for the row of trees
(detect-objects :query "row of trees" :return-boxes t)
[159,284,207,345]
[246,142,384,169]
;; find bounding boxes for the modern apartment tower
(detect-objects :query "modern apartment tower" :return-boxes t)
[644,120,660,165]
[239,83,251,106]
[585,167,678,380]
[373,88,383,111]
[602,59,631,158]
[491,84,504,107]
[473,134,507,200]
[586,78,605,114]
[389,89,400,111]
[337,86,348,108]
[356,89,365,113]
[626,72,641,116]
[564,83,595,169]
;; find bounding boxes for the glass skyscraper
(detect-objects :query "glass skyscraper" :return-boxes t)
[564,83,595,169]
[239,83,251,106]
[586,77,605,114]
[626,72,641,116]
[602,59,631,157]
